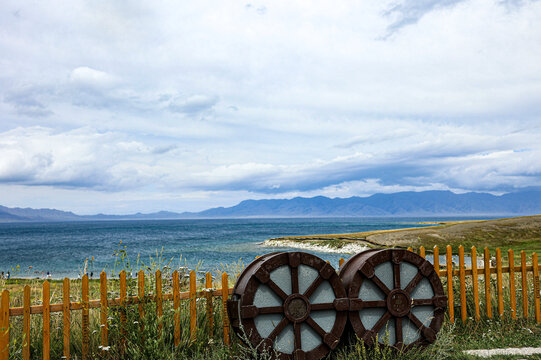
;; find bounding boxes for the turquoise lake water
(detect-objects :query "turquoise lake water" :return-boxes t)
[0,217,493,279]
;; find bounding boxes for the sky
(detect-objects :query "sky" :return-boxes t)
[1,0,541,215]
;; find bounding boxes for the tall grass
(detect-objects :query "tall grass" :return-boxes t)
[3,247,541,359]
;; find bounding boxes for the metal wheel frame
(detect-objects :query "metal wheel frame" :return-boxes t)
[340,249,447,350]
[228,252,348,360]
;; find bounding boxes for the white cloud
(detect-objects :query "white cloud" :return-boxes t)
[69,67,118,89]
[0,0,540,212]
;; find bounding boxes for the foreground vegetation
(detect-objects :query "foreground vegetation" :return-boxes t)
[2,242,541,359]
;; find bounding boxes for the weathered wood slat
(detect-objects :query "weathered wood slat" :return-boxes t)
[100,272,108,350]
[206,272,213,337]
[173,270,180,347]
[459,245,467,323]
[0,290,9,360]
[222,272,230,347]
[522,251,528,319]
[496,248,504,317]
[156,270,163,337]
[120,270,127,355]
[23,286,30,360]
[63,278,70,360]
[81,275,89,360]
[484,247,492,319]
[533,253,541,324]
[190,270,196,342]
[446,245,454,323]
[471,246,480,321]
[433,246,440,276]
[508,249,516,320]
[43,281,50,360]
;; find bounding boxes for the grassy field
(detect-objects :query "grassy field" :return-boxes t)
[267,215,541,256]
[3,259,541,359]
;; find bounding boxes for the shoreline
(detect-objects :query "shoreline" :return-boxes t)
[262,239,369,254]
[262,215,541,255]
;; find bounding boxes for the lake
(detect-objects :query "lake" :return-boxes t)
[0,217,492,279]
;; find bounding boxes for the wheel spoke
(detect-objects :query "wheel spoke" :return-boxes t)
[412,298,433,306]
[310,302,334,311]
[258,306,284,314]
[404,272,423,293]
[407,312,424,330]
[363,300,387,308]
[267,279,289,300]
[395,317,403,344]
[371,311,392,333]
[294,322,302,350]
[303,275,323,299]
[267,317,290,341]
[393,263,401,289]
[349,299,386,310]
[371,276,391,295]
[305,316,327,338]
[291,266,299,294]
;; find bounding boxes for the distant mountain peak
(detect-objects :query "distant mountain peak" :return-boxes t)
[1,189,541,222]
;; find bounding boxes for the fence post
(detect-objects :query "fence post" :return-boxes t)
[521,251,528,319]
[0,290,9,360]
[433,246,440,276]
[156,270,163,337]
[471,246,480,321]
[63,278,70,360]
[100,271,108,351]
[23,286,30,360]
[190,270,197,342]
[119,270,127,355]
[222,272,230,346]
[533,253,541,324]
[419,246,425,259]
[206,272,214,337]
[496,248,504,317]
[138,270,145,334]
[446,245,454,323]
[173,270,180,346]
[82,274,89,360]
[459,245,467,323]
[484,247,492,319]
[339,258,344,268]
[508,249,516,320]
[43,281,50,360]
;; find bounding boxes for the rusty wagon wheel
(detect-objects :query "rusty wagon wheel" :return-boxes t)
[228,252,348,360]
[339,249,447,350]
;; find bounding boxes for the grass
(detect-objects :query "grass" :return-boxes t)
[2,244,541,359]
[269,215,541,256]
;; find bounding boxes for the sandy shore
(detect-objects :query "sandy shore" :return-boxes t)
[262,239,369,254]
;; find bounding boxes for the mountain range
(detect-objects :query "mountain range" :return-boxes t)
[1,190,541,222]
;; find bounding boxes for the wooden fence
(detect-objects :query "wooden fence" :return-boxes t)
[1,245,541,359]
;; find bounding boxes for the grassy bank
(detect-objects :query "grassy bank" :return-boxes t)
[266,215,541,256]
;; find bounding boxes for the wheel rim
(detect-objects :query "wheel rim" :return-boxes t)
[340,249,447,350]
[229,252,348,360]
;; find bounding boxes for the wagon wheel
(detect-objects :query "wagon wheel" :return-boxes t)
[340,249,447,350]
[228,252,348,360]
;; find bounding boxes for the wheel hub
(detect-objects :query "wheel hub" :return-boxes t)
[284,294,310,322]
[387,289,411,317]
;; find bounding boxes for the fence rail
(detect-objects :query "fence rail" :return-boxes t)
[1,245,541,359]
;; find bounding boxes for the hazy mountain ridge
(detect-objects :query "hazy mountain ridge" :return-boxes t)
[1,190,541,222]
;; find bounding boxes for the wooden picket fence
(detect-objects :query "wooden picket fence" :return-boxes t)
[1,245,541,359]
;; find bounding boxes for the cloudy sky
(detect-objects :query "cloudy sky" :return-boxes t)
[1,0,541,214]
